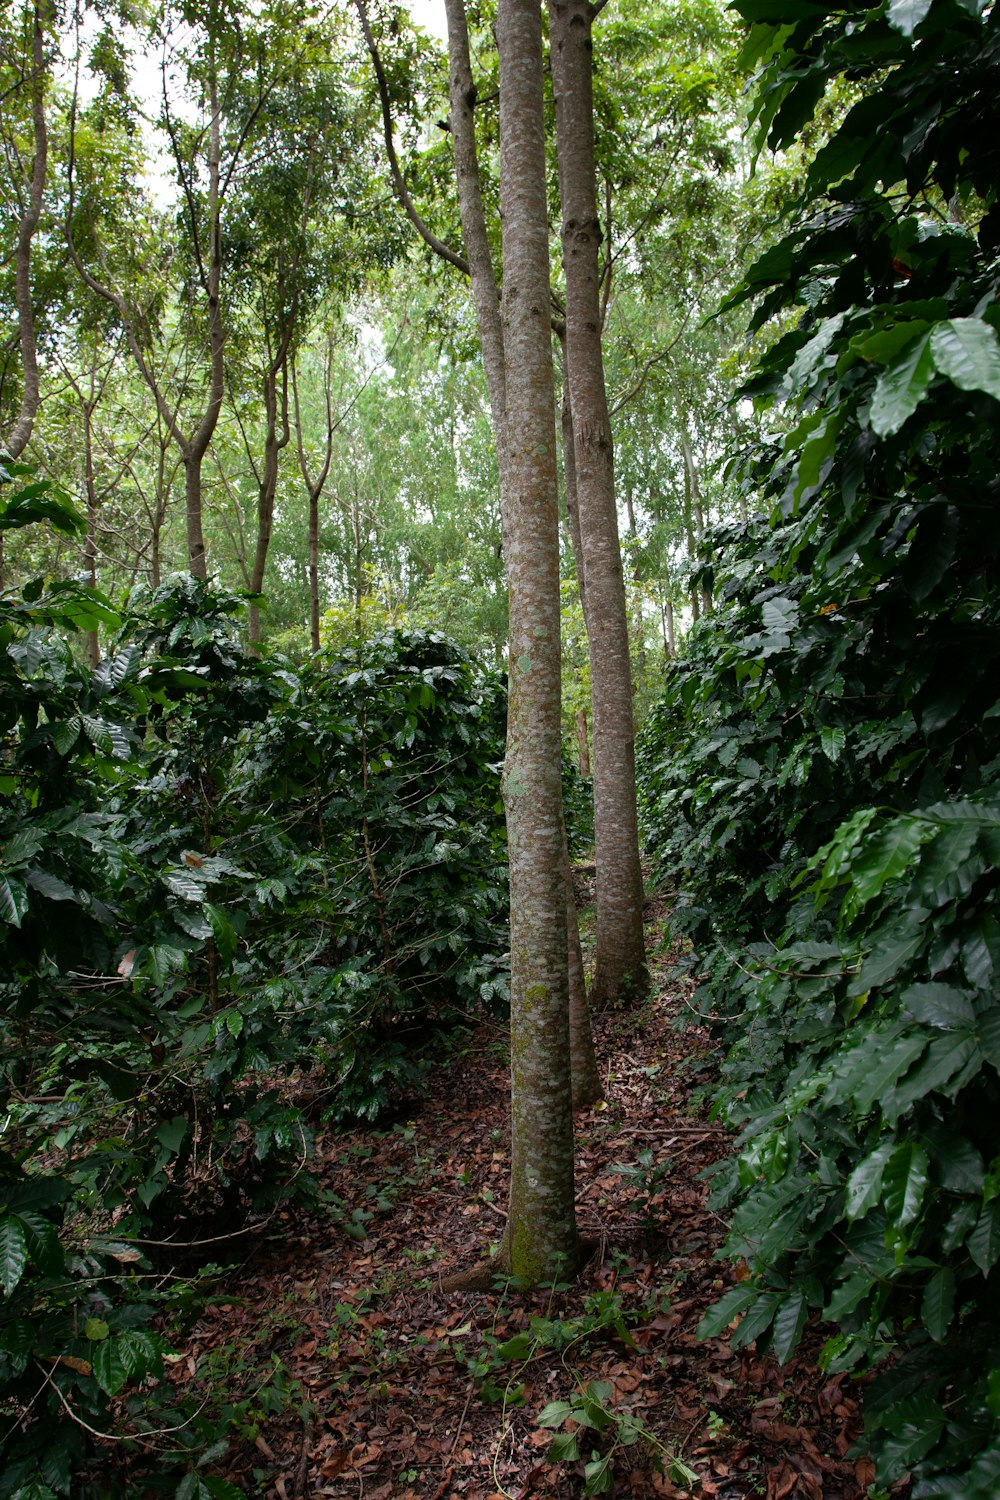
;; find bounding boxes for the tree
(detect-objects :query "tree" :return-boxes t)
[494,0,580,1280]
[549,0,647,1004]
[1,0,47,465]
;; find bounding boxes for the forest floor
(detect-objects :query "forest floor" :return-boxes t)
[156,895,888,1500]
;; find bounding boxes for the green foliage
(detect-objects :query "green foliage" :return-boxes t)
[638,0,1000,1491]
[1,476,513,1491]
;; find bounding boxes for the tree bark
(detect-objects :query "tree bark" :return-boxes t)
[494,0,580,1280]
[4,0,47,461]
[680,416,712,617]
[248,356,291,644]
[444,0,598,1120]
[548,0,647,1006]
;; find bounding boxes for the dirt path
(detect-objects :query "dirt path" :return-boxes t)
[161,920,875,1499]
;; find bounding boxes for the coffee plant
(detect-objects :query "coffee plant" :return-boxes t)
[638,1,1000,1492]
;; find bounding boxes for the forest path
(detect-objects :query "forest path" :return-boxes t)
[165,899,875,1500]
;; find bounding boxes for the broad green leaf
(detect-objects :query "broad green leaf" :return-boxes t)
[978,1008,1000,1070]
[583,1455,614,1495]
[845,1140,894,1222]
[206,903,238,964]
[770,1290,808,1363]
[891,1034,979,1116]
[0,874,29,927]
[202,1480,246,1500]
[26,869,78,903]
[546,1431,580,1462]
[901,983,974,1030]
[17,1210,64,1274]
[93,1336,129,1395]
[537,1400,574,1429]
[85,1317,110,1341]
[870,331,934,436]
[51,716,81,755]
[820,726,846,761]
[921,1267,955,1343]
[887,0,935,36]
[930,318,1000,400]
[697,1283,757,1340]
[852,1033,928,1115]
[496,1333,532,1361]
[968,1204,1000,1274]
[155,1117,189,1156]
[0,1215,28,1295]
[853,320,931,364]
[883,1141,930,1226]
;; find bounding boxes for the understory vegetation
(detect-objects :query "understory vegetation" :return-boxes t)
[639,0,1000,1493]
[0,474,519,1494]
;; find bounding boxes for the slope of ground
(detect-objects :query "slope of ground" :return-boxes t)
[153,915,881,1500]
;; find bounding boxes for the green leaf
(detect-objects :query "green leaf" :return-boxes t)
[921,1267,955,1343]
[496,1333,532,1361]
[537,1400,575,1429]
[901,983,975,1030]
[820,726,846,762]
[697,1283,757,1339]
[85,1317,110,1341]
[202,1481,246,1500]
[968,1204,1000,1274]
[583,1455,614,1495]
[978,1008,1000,1070]
[156,1117,189,1156]
[930,318,1000,401]
[206,902,238,964]
[845,1140,894,1222]
[870,331,935,436]
[852,1033,928,1115]
[883,1140,930,1227]
[0,1215,28,1295]
[546,1430,580,1462]
[887,0,934,36]
[770,1290,808,1363]
[0,874,29,927]
[93,1336,129,1395]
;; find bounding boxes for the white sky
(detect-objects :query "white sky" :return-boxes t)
[410,0,447,40]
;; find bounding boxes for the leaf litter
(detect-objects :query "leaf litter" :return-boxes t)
[152,905,895,1500]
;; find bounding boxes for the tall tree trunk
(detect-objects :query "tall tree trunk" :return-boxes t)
[680,417,711,616]
[444,0,599,1115]
[292,351,336,654]
[308,483,322,652]
[248,357,291,644]
[81,404,100,667]
[549,0,647,1007]
[558,345,586,613]
[575,709,590,776]
[4,0,46,463]
[494,0,580,1281]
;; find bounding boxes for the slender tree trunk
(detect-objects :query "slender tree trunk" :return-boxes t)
[248,357,291,644]
[575,709,590,776]
[558,345,586,613]
[549,0,646,1006]
[308,482,322,652]
[494,0,580,1281]
[565,844,600,1107]
[4,0,46,462]
[444,0,598,1116]
[662,595,675,659]
[680,417,711,616]
[81,404,100,666]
